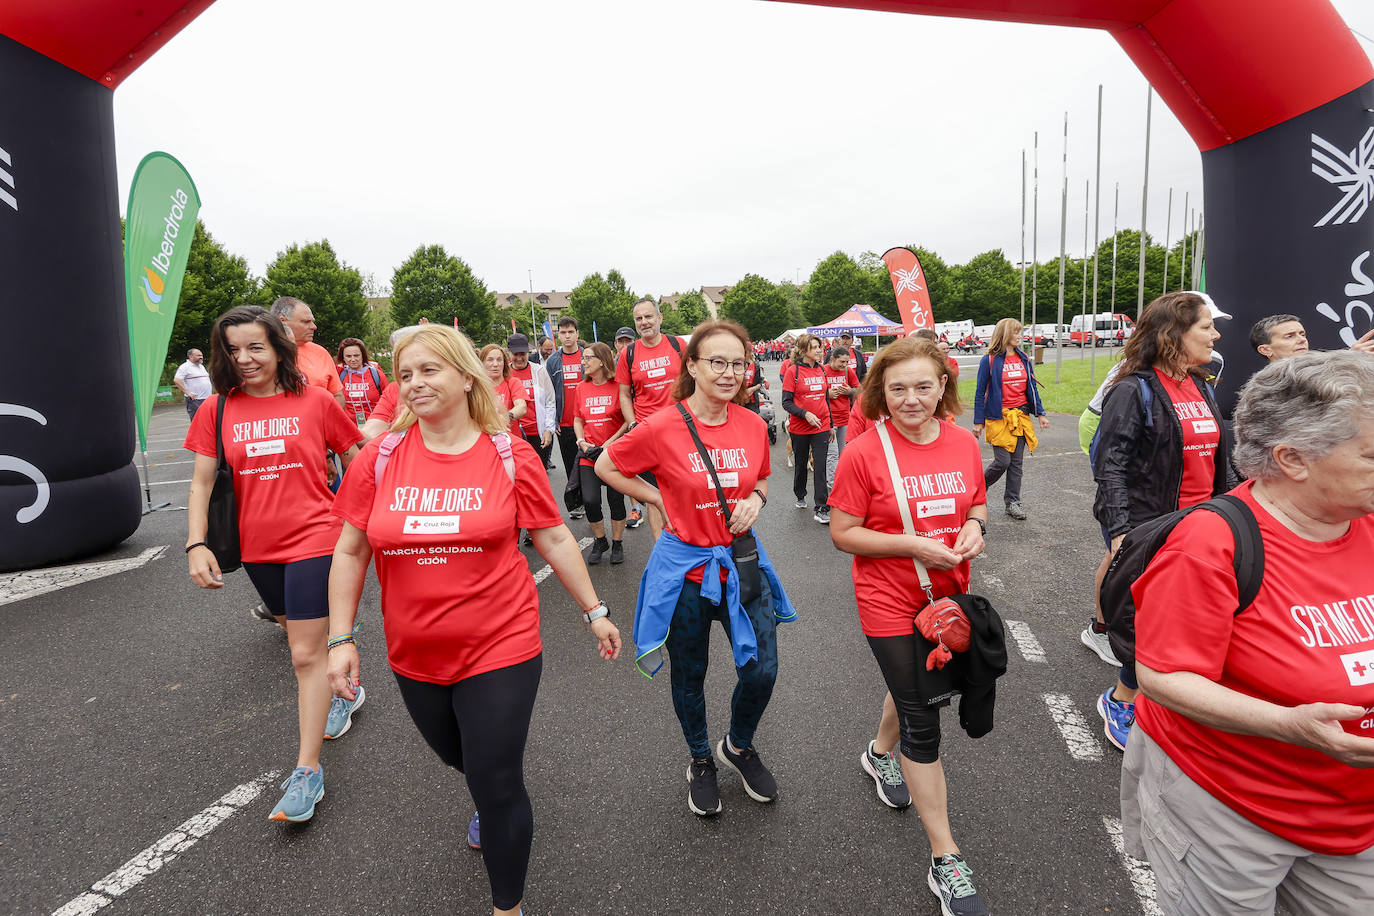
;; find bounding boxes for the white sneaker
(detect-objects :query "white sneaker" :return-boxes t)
[1080,626,1122,666]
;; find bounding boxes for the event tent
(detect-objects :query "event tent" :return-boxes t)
[807,304,905,338]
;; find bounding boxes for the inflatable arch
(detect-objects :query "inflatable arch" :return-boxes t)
[1,0,1369,570]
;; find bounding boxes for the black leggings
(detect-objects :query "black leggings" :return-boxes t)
[790,430,830,508]
[393,655,542,911]
[579,464,625,525]
[866,634,943,764]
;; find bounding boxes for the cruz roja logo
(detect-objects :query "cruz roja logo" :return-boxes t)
[1315,250,1374,347]
[1311,127,1374,227]
[0,144,16,212]
[140,188,191,313]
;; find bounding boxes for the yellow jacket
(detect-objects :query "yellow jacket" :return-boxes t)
[984,408,1038,453]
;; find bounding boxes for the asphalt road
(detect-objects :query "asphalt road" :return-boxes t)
[2,393,1157,916]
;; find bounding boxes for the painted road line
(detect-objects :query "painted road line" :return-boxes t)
[1004,620,1047,663]
[1102,816,1162,916]
[51,770,281,916]
[1041,692,1104,761]
[149,479,194,487]
[0,546,167,608]
[531,537,594,585]
[146,459,195,467]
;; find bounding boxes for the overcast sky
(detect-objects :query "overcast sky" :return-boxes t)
[112,0,1374,298]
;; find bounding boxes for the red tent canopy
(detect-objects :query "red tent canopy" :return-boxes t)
[808,304,906,338]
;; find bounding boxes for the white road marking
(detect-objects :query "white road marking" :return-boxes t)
[531,537,594,585]
[1061,488,1091,498]
[1004,619,1047,663]
[0,546,167,607]
[1042,692,1104,761]
[145,459,195,467]
[1103,816,1162,916]
[149,479,193,487]
[51,770,280,916]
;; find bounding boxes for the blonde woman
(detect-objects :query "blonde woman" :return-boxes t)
[972,318,1049,520]
[478,343,529,425]
[328,326,620,916]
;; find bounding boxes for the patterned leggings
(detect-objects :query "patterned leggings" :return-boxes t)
[666,578,779,759]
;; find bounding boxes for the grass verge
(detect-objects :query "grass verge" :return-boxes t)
[955,350,1123,415]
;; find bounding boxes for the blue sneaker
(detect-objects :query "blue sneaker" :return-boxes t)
[324,684,366,739]
[467,812,481,850]
[1097,687,1134,751]
[268,765,324,822]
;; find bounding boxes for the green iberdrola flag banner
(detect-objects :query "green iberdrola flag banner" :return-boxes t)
[125,152,201,451]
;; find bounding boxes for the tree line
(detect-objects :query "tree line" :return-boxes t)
[156,221,1202,381]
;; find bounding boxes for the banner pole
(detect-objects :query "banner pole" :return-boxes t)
[1090,84,1102,384]
[1162,187,1174,295]
[138,448,173,514]
[1020,149,1027,328]
[1137,87,1152,317]
[1081,178,1089,361]
[1031,131,1039,348]
[1181,197,1190,288]
[1056,112,1068,383]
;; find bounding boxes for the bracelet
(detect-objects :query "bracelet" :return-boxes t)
[967,517,987,537]
[184,541,208,553]
[327,635,356,650]
[752,488,767,508]
[582,602,610,625]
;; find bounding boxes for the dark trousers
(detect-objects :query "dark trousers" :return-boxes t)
[867,634,943,764]
[790,430,830,508]
[666,578,779,759]
[522,431,553,469]
[984,434,1027,505]
[579,464,625,525]
[393,656,542,911]
[185,397,205,420]
[556,425,579,478]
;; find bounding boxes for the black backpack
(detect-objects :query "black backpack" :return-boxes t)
[624,334,682,401]
[1100,493,1265,669]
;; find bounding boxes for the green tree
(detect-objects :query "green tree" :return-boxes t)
[802,251,868,324]
[777,280,806,330]
[1081,230,1170,319]
[494,298,540,343]
[721,274,789,341]
[264,239,369,353]
[388,244,495,342]
[951,249,1020,325]
[168,221,261,374]
[362,303,397,370]
[568,269,636,340]
[675,290,710,327]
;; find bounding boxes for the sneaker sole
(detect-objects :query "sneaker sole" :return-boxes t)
[1096,693,1128,752]
[714,740,777,803]
[927,869,957,916]
[685,765,722,816]
[610,554,624,565]
[859,750,911,809]
[1080,629,1123,667]
[324,685,365,740]
[269,787,323,822]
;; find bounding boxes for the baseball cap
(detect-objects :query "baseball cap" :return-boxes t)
[615,327,635,341]
[507,333,531,353]
[1190,291,1231,320]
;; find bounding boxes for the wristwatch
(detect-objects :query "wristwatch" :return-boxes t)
[968,517,987,537]
[582,601,610,624]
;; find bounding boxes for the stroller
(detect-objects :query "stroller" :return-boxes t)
[757,396,778,445]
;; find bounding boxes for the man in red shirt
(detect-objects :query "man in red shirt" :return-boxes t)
[616,298,684,537]
[271,297,344,407]
[541,316,588,519]
[822,346,861,498]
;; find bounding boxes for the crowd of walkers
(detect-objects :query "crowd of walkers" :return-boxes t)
[180,292,1374,916]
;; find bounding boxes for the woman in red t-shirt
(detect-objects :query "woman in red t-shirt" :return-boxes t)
[596,320,796,818]
[326,326,619,916]
[479,343,529,426]
[184,306,365,824]
[1124,350,1374,911]
[573,342,628,566]
[336,337,388,424]
[829,336,992,913]
[1090,291,1237,752]
[971,318,1049,522]
[782,334,833,524]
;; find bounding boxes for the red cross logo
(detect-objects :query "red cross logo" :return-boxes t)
[1354,661,1369,678]
[410,519,421,530]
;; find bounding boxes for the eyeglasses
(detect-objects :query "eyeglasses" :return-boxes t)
[700,357,749,375]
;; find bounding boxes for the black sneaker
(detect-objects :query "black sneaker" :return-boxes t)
[715,738,778,802]
[859,740,911,809]
[588,537,608,565]
[1005,501,1027,520]
[928,853,990,916]
[609,541,624,565]
[687,757,722,816]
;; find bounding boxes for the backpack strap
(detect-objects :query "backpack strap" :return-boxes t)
[625,341,637,400]
[1200,493,1266,614]
[373,430,406,479]
[368,365,382,390]
[490,432,516,483]
[667,334,682,354]
[1136,375,1154,429]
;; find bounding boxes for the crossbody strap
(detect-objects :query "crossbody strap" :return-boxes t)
[215,394,229,470]
[675,403,734,526]
[374,428,515,484]
[874,420,935,603]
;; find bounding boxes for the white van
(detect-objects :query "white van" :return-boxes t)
[1070,313,1135,347]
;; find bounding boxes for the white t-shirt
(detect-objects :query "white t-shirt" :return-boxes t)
[175,360,213,399]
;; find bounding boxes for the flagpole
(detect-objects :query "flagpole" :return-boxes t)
[1020,149,1027,327]
[1137,87,1152,317]
[1081,178,1090,359]
[1031,131,1039,348]
[1162,187,1173,295]
[1090,84,1103,383]
[1180,194,1189,289]
[1108,182,1120,358]
[1055,112,1068,383]
[1193,212,1205,288]
[528,268,536,337]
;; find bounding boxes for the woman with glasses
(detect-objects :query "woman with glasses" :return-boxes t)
[782,333,833,524]
[596,320,797,818]
[573,342,628,565]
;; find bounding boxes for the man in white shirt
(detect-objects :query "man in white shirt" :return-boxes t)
[173,348,212,419]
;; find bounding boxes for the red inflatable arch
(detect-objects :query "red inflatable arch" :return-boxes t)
[1,0,1370,569]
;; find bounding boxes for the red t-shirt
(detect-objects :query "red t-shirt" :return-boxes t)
[1155,370,1221,509]
[490,375,527,415]
[782,362,832,435]
[1134,481,1374,855]
[556,348,584,427]
[847,410,876,442]
[946,356,960,381]
[829,422,986,636]
[615,336,682,420]
[369,381,400,425]
[574,379,622,466]
[822,365,861,428]
[297,341,344,395]
[509,364,540,436]
[184,387,364,563]
[605,401,770,583]
[339,365,387,420]
[1000,352,1028,410]
[332,430,562,684]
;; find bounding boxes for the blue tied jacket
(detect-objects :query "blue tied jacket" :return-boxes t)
[633,531,797,678]
[973,348,1045,424]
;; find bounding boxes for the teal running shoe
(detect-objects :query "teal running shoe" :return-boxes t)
[324,684,366,740]
[268,765,324,822]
